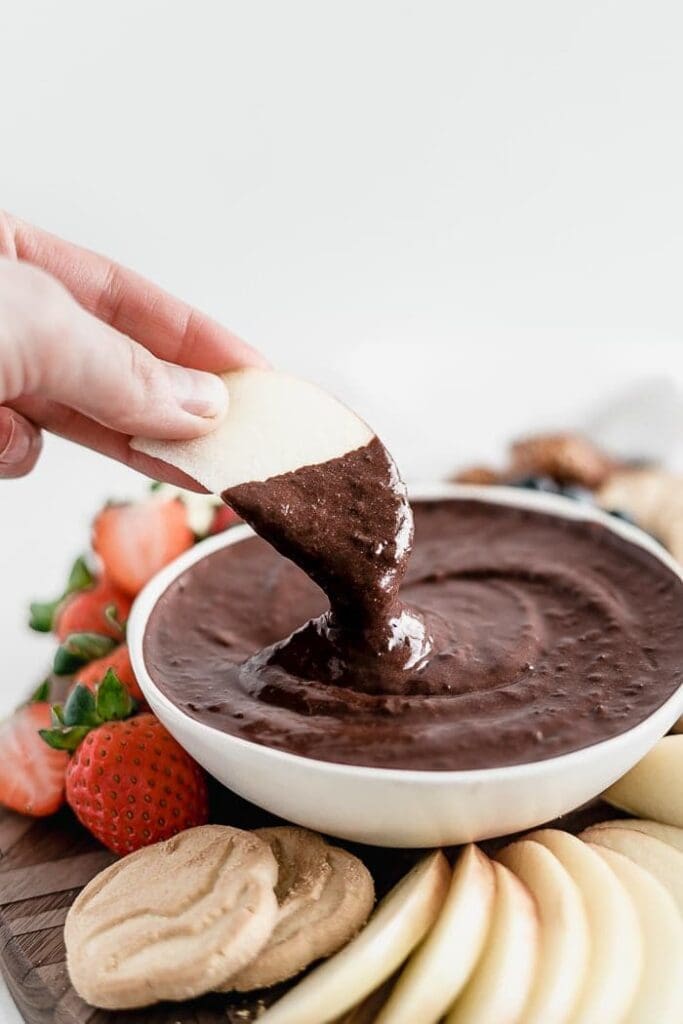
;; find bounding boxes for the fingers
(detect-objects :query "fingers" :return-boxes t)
[10,395,206,490]
[1,211,268,371]
[0,260,230,440]
[0,407,42,478]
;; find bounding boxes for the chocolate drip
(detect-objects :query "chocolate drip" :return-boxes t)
[222,437,432,688]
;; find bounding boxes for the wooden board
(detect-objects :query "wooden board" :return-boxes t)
[0,776,617,1024]
[0,778,422,1024]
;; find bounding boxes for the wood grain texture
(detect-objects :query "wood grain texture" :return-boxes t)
[0,777,618,1024]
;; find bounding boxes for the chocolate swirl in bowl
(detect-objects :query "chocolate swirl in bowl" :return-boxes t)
[145,462,683,771]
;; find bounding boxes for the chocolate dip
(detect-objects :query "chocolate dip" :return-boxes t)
[222,437,432,691]
[145,484,683,770]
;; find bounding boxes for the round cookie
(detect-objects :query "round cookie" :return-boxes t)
[65,824,278,1009]
[227,826,375,991]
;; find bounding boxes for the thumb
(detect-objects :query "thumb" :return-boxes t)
[3,262,229,439]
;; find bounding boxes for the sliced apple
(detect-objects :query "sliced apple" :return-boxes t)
[446,861,538,1024]
[603,736,683,827]
[374,846,495,1024]
[588,844,683,1024]
[527,829,641,1024]
[334,976,396,1024]
[497,839,589,1024]
[579,825,683,914]
[587,817,683,854]
[258,851,451,1024]
[132,368,374,494]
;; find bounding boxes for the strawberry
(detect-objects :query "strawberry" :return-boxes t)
[209,504,241,535]
[41,673,208,854]
[29,555,94,633]
[0,687,68,817]
[54,577,131,642]
[74,645,144,702]
[92,499,194,597]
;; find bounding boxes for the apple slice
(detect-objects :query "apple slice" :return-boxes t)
[374,846,495,1024]
[603,736,683,827]
[258,851,451,1024]
[527,829,641,1024]
[497,839,589,1024]
[588,844,683,1024]
[587,817,683,854]
[579,825,683,914]
[446,861,538,1024]
[132,368,374,494]
[334,976,396,1023]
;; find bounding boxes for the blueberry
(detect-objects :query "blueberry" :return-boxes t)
[559,485,595,504]
[510,475,561,493]
[608,508,637,526]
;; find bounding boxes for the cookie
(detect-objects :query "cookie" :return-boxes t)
[226,826,375,991]
[599,468,683,561]
[65,824,278,1009]
[510,432,615,488]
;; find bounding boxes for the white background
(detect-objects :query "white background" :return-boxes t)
[1,2,683,1019]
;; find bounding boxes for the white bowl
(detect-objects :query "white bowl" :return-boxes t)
[128,484,683,848]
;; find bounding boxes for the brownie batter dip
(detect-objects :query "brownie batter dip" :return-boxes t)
[145,443,683,771]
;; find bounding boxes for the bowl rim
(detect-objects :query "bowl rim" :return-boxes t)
[128,482,683,784]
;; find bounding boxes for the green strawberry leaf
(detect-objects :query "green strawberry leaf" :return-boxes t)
[63,685,100,728]
[29,599,61,633]
[53,633,116,675]
[65,556,94,595]
[96,669,135,721]
[40,671,136,755]
[29,679,51,704]
[29,555,93,632]
[40,726,91,752]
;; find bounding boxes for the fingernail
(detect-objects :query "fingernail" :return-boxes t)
[167,367,229,419]
[0,410,31,465]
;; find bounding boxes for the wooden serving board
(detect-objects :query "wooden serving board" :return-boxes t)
[0,779,422,1024]
[0,776,615,1024]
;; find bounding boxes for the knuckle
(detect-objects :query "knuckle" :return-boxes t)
[95,262,126,324]
[119,341,167,430]
[175,308,204,364]
[127,340,159,394]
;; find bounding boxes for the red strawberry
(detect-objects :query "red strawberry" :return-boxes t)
[74,645,144,702]
[55,578,131,642]
[209,504,241,535]
[92,499,194,597]
[29,555,95,634]
[0,701,68,817]
[41,674,208,854]
[66,714,208,854]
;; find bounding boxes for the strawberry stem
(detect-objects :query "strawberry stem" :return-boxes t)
[103,603,126,637]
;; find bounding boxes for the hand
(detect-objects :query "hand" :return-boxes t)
[0,212,267,484]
